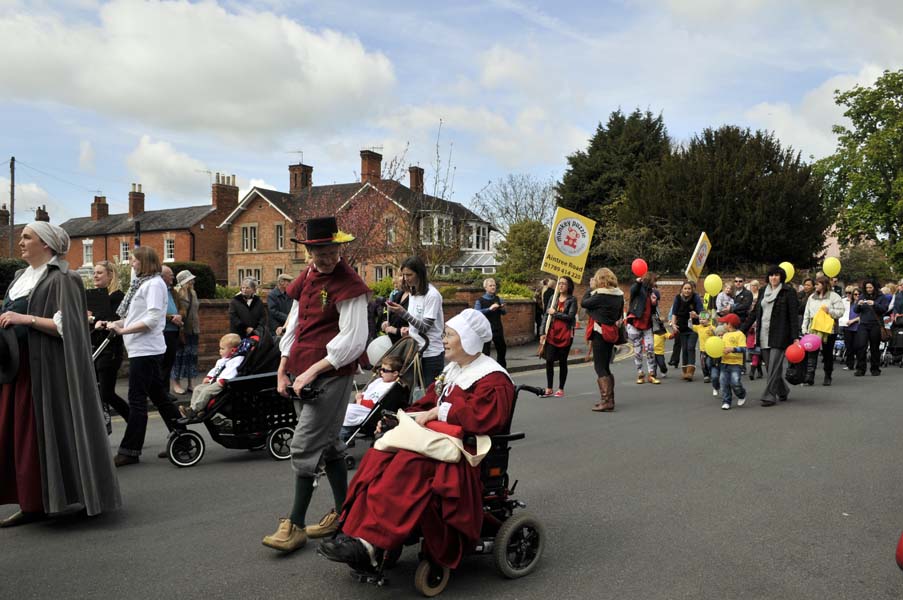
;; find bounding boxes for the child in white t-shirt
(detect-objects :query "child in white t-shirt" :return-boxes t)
[180,333,243,419]
[339,355,403,442]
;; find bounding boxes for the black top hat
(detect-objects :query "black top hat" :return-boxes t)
[290,216,355,246]
[0,327,19,385]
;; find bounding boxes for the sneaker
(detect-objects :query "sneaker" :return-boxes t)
[721,402,731,410]
[842,366,849,371]
[305,509,339,538]
[540,389,554,397]
[646,375,661,384]
[553,389,565,397]
[737,395,746,407]
[712,389,719,396]
[703,376,711,384]
[636,375,645,384]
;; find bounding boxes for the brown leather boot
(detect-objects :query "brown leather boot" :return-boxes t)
[602,375,615,411]
[592,377,607,411]
[594,376,615,412]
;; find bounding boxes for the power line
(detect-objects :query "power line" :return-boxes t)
[16,159,102,195]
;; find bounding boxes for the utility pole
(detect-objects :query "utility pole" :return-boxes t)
[9,156,14,257]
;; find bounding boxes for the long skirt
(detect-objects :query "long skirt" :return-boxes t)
[0,348,44,512]
[171,333,199,380]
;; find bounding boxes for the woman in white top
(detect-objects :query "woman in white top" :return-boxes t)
[386,256,445,384]
[96,246,185,467]
[801,275,845,386]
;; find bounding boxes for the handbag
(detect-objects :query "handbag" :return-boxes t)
[616,321,628,345]
[374,409,491,466]
[881,324,891,343]
[785,360,804,385]
[411,354,426,402]
[811,310,835,335]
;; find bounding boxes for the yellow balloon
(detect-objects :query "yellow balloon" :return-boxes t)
[823,257,841,278]
[705,336,724,359]
[779,261,795,282]
[704,274,723,297]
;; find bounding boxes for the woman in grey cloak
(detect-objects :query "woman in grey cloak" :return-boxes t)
[0,222,120,527]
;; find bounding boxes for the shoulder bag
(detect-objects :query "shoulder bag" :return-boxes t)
[374,409,491,466]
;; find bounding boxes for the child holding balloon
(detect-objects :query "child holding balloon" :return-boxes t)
[717,314,748,409]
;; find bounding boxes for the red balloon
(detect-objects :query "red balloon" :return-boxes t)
[785,343,805,364]
[631,258,648,277]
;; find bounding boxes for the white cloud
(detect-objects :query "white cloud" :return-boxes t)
[0,0,396,139]
[0,176,71,224]
[745,64,888,159]
[125,135,209,201]
[238,177,277,200]
[78,140,95,172]
[480,44,534,91]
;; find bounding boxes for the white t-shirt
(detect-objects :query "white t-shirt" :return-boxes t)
[361,378,396,403]
[123,276,167,358]
[407,284,445,358]
[207,355,245,382]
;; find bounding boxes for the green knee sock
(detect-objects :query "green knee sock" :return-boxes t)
[290,476,315,528]
[323,457,348,512]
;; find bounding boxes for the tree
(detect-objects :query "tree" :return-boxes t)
[625,126,829,270]
[815,69,903,273]
[495,219,549,281]
[557,108,670,223]
[470,174,557,235]
[840,242,896,284]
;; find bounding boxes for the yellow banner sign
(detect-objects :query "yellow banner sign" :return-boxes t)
[541,207,597,281]
[684,231,712,282]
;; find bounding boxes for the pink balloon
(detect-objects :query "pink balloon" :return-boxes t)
[631,258,648,277]
[800,334,822,352]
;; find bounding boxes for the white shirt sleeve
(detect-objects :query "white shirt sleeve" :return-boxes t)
[325,293,369,369]
[142,280,167,330]
[279,300,300,357]
[437,401,451,422]
[53,310,64,337]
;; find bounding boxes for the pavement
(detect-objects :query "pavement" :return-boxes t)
[8,346,903,599]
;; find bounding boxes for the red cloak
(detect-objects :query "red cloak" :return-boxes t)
[341,371,514,568]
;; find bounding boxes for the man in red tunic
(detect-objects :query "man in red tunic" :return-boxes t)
[262,216,370,553]
[319,309,515,570]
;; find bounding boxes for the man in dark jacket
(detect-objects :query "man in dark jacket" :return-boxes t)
[741,265,800,406]
[731,276,753,321]
[268,274,293,336]
[475,277,507,368]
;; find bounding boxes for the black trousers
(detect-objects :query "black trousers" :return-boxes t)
[545,343,571,390]
[96,354,129,421]
[843,328,857,370]
[161,330,181,384]
[804,333,837,381]
[591,334,614,378]
[118,354,184,457]
[482,329,507,368]
[855,324,882,373]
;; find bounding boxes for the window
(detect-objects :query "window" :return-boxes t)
[237,268,262,283]
[241,225,258,252]
[420,216,434,245]
[385,220,396,245]
[164,238,175,262]
[275,224,284,250]
[436,215,453,245]
[464,224,474,249]
[119,241,129,263]
[386,266,394,279]
[275,267,284,279]
[83,239,93,266]
[375,266,384,281]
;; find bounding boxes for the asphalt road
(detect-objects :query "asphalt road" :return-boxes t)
[3,358,903,599]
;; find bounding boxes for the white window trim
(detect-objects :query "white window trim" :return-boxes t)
[275,223,284,251]
[163,238,175,263]
[82,238,94,267]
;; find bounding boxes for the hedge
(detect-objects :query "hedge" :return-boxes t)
[166,261,217,299]
[0,258,27,298]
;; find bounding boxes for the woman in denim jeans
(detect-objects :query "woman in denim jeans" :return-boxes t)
[669,281,703,381]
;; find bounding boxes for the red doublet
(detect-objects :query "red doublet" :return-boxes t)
[285,260,369,377]
[341,371,514,568]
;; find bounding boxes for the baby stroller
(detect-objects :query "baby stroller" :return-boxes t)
[165,330,297,468]
[882,315,903,367]
[342,336,421,470]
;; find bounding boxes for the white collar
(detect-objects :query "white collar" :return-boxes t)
[438,353,511,399]
[7,258,56,301]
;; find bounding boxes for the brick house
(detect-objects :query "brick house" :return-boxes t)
[218,150,498,286]
[59,176,239,282]
[0,205,50,259]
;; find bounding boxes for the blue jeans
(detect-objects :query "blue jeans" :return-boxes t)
[679,331,698,366]
[720,364,746,406]
[707,357,721,391]
[420,352,446,386]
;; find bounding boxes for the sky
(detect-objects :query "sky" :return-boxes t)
[1,0,901,226]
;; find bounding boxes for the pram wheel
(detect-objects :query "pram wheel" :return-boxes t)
[413,559,449,597]
[266,427,294,461]
[344,455,356,470]
[167,431,205,468]
[493,512,546,579]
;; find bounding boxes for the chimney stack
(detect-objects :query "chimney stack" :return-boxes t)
[0,204,8,226]
[128,183,145,218]
[409,166,424,194]
[289,163,313,195]
[360,150,382,184]
[35,205,49,222]
[212,172,238,212]
[91,195,109,220]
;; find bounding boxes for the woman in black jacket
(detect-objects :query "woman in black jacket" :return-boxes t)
[669,281,703,381]
[741,265,800,406]
[582,268,624,412]
[853,278,890,376]
[539,276,577,397]
[89,261,129,429]
[229,277,266,338]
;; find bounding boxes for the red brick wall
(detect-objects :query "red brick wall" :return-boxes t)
[66,231,195,269]
[227,198,302,286]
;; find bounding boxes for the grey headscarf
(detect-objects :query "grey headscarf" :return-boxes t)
[28,221,70,255]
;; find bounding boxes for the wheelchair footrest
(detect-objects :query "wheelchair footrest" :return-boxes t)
[351,570,388,587]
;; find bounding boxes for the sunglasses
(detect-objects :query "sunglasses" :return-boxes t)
[734,279,744,283]
[379,367,398,373]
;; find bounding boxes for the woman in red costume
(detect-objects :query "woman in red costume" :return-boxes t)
[318,308,514,570]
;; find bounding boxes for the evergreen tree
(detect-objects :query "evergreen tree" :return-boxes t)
[495,219,550,281]
[625,126,829,270]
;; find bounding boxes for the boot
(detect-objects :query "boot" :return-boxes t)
[684,365,696,381]
[804,353,817,386]
[822,371,832,386]
[592,377,607,411]
[602,375,616,411]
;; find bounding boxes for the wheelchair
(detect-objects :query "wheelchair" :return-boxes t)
[347,384,547,597]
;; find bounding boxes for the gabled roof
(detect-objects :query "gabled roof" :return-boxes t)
[61,205,215,238]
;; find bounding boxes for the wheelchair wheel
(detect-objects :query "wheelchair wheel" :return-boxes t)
[493,512,546,579]
[266,427,293,460]
[413,559,449,597]
[167,431,205,468]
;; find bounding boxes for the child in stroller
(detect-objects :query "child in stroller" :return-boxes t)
[179,333,244,420]
[340,355,404,444]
